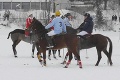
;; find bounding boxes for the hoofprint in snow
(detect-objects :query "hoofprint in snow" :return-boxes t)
[0,23,120,80]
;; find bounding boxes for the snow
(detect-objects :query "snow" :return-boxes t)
[0,22,120,80]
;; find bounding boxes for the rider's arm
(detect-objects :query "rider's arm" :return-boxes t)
[82,21,89,30]
[45,19,55,29]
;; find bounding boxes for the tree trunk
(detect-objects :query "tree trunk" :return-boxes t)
[104,0,108,10]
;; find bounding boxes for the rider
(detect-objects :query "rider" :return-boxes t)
[25,14,33,37]
[45,10,66,48]
[64,13,72,27]
[77,13,93,38]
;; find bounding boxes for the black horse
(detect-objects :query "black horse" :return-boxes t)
[7,29,39,58]
[62,27,113,66]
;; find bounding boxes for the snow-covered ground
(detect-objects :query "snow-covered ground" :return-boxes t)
[0,23,120,80]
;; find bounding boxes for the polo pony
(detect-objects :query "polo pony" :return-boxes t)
[28,17,82,68]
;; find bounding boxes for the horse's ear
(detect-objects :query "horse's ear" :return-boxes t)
[33,17,35,19]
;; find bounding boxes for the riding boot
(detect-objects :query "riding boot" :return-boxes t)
[45,34,54,48]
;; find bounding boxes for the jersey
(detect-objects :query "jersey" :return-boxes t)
[45,16,66,34]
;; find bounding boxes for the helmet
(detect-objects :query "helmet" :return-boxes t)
[84,13,90,17]
[55,11,61,16]
[29,14,33,17]
[65,13,71,17]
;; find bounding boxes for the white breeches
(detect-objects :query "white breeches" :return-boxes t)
[47,30,56,36]
[77,31,88,36]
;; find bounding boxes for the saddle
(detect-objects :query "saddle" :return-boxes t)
[79,34,91,40]
[79,34,93,49]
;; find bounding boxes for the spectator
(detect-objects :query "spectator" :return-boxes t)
[3,10,10,21]
[114,15,117,21]
[112,15,114,21]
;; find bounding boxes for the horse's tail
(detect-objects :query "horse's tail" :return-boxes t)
[106,36,113,58]
[7,32,12,39]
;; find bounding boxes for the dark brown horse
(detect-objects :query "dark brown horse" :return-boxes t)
[29,18,82,68]
[62,27,113,66]
[7,29,40,58]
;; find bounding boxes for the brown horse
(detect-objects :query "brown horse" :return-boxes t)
[7,29,40,58]
[29,18,82,68]
[62,27,113,66]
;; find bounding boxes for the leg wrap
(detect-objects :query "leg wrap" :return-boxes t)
[78,60,82,68]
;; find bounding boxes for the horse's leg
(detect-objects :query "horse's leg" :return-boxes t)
[103,49,113,66]
[32,43,35,58]
[58,50,61,57]
[64,50,72,68]
[52,50,57,59]
[12,41,17,57]
[48,50,51,60]
[74,51,82,68]
[37,49,43,66]
[12,40,21,58]
[61,52,69,64]
[95,49,102,66]
[43,50,47,66]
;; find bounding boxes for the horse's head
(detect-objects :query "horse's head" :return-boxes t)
[29,17,48,35]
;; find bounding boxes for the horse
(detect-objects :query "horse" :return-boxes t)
[7,29,39,58]
[62,27,113,66]
[28,17,82,68]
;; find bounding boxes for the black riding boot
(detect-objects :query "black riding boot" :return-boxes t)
[45,34,54,48]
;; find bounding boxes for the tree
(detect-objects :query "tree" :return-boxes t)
[95,0,106,29]
[103,0,108,10]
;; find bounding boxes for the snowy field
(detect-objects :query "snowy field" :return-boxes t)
[0,23,120,80]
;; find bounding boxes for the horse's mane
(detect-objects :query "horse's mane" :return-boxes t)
[33,17,45,30]
[32,18,48,34]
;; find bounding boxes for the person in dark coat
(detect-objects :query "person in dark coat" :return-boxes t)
[112,15,114,21]
[114,15,117,21]
[77,13,93,36]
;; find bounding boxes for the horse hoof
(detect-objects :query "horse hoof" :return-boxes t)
[59,55,61,57]
[110,63,113,66]
[79,66,82,68]
[64,66,68,68]
[61,61,66,64]
[95,64,98,66]
[32,56,34,58]
[15,56,18,58]
[44,64,46,66]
